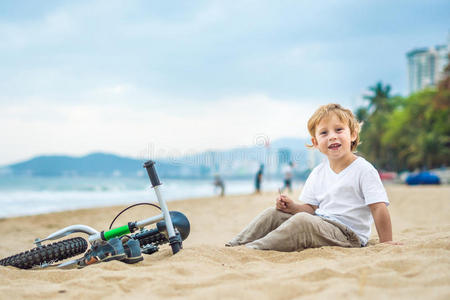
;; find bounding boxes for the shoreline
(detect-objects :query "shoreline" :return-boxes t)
[0,181,443,220]
[0,177,296,219]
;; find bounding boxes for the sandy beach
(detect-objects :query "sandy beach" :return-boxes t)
[0,184,449,299]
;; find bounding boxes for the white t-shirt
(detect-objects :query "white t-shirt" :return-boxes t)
[299,156,389,246]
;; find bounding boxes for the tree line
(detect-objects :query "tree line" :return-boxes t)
[355,56,449,172]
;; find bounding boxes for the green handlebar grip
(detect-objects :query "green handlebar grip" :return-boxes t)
[103,225,131,240]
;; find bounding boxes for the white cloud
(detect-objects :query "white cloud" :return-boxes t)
[1,0,447,165]
[0,9,77,50]
[0,93,318,165]
[90,84,135,97]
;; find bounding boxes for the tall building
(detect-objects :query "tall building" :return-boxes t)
[407,39,449,94]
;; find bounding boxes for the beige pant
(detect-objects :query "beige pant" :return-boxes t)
[226,208,361,252]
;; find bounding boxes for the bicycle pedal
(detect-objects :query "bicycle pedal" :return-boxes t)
[142,244,159,255]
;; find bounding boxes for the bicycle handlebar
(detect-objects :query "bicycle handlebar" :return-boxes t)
[143,160,161,187]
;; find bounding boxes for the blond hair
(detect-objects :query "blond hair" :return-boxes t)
[306,103,361,152]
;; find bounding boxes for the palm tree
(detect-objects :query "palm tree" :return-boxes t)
[355,107,368,123]
[364,81,392,113]
[358,81,394,169]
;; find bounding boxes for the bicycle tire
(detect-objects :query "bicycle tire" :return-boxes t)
[0,237,88,269]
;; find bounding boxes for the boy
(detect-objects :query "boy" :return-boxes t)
[227,103,398,251]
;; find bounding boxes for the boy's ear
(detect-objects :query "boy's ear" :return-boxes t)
[311,137,318,147]
[351,131,357,143]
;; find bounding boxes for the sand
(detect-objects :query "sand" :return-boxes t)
[0,185,449,299]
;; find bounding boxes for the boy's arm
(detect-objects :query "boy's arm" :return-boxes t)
[369,202,396,243]
[294,203,317,214]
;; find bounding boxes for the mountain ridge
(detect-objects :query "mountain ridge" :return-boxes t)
[1,137,319,178]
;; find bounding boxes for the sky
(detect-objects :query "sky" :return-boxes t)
[0,0,449,165]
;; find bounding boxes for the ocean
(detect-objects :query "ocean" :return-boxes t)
[0,176,297,218]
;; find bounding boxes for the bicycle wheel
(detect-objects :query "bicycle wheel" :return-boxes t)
[0,237,88,269]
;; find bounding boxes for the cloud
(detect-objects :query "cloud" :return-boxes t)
[0,0,448,164]
[0,93,319,165]
[1,0,447,103]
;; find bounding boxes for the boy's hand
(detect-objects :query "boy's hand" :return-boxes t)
[276,195,317,215]
[276,195,296,214]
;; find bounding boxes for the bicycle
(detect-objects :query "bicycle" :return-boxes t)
[0,160,190,269]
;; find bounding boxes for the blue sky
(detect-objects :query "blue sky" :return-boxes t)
[0,0,449,165]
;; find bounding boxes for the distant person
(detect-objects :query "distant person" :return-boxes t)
[254,164,264,194]
[213,175,225,197]
[227,103,399,251]
[281,161,295,193]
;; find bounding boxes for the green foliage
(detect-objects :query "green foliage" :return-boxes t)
[358,81,397,169]
[356,79,449,171]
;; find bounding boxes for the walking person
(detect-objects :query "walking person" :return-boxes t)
[254,164,264,194]
[281,161,295,193]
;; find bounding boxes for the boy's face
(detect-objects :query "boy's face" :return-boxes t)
[311,113,357,162]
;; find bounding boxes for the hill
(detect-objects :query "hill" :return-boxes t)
[1,138,321,179]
